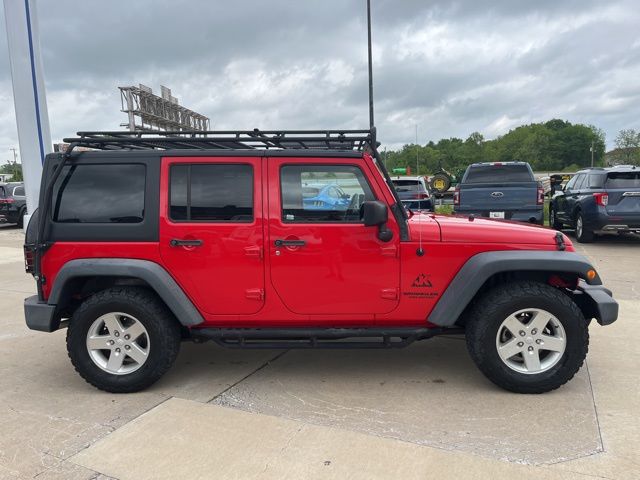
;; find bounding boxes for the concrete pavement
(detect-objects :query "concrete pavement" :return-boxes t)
[0,225,638,479]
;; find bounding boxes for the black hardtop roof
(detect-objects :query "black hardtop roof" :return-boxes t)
[61,129,374,155]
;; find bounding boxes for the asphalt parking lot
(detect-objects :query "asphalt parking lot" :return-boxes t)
[1,224,639,480]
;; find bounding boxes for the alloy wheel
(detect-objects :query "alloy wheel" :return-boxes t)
[86,312,150,375]
[495,308,566,374]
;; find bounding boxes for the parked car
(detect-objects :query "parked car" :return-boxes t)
[550,165,640,242]
[454,162,544,224]
[391,176,435,212]
[302,183,351,211]
[0,182,27,227]
[23,129,617,395]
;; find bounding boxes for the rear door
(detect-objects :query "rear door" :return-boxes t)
[159,157,265,315]
[267,158,400,316]
[604,171,640,217]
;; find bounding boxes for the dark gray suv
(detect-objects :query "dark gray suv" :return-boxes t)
[549,166,640,242]
[0,183,27,227]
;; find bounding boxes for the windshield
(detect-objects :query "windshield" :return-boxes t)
[606,172,640,189]
[464,164,532,183]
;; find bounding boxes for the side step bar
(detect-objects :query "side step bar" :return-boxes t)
[190,327,464,349]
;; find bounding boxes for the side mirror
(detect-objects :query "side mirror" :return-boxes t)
[361,201,393,242]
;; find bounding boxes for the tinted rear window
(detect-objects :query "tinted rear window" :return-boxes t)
[0,186,5,197]
[464,165,532,183]
[170,164,253,222]
[605,172,640,189]
[52,164,146,223]
[392,180,424,192]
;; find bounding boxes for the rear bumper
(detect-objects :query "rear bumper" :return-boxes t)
[24,295,59,332]
[584,208,640,232]
[575,281,618,326]
[454,208,543,224]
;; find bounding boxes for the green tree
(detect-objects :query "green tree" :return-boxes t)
[0,161,23,181]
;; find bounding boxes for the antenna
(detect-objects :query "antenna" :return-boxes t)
[367,0,375,129]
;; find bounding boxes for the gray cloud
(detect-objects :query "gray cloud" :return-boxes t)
[1,0,639,161]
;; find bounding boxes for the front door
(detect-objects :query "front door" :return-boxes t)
[159,157,265,315]
[267,158,400,315]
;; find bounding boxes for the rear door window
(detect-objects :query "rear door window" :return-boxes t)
[464,165,532,183]
[52,164,146,223]
[12,186,25,196]
[169,164,253,222]
[605,172,640,189]
[573,174,586,190]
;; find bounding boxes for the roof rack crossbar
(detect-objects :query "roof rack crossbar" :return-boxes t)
[63,129,373,152]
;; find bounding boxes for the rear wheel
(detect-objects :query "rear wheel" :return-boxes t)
[16,208,26,228]
[575,212,594,243]
[465,281,589,394]
[67,287,181,393]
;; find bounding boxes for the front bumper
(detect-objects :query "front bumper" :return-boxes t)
[24,295,59,332]
[575,281,618,326]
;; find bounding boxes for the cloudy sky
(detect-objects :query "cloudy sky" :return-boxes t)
[1,0,639,162]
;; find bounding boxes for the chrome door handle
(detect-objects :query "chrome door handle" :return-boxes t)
[170,239,203,247]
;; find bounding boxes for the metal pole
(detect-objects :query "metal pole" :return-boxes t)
[591,141,594,167]
[4,0,53,224]
[366,0,375,129]
[10,147,18,163]
[415,124,419,175]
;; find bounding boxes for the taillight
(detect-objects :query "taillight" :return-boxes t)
[0,198,15,204]
[593,192,608,206]
[24,245,35,274]
[537,187,544,205]
[413,193,429,199]
[453,186,460,206]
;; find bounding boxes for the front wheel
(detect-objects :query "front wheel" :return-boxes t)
[549,206,562,230]
[465,281,589,394]
[67,287,181,393]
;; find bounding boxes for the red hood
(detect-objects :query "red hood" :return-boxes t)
[407,213,573,248]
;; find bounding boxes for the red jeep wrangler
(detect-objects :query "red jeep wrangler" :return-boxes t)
[23,129,618,394]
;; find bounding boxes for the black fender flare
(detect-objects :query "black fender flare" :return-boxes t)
[48,258,204,327]
[427,250,600,327]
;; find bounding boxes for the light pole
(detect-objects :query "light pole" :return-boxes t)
[415,125,419,175]
[590,141,594,167]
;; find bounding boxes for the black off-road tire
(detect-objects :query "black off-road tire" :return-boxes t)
[67,287,181,393]
[549,205,562,230]
[574,212,594,243]
[430,173,451,194]
[465,281,589,394]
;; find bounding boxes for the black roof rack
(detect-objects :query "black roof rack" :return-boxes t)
[62,129,374,152]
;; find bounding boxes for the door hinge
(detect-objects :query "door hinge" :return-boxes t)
[245,288,265,301]
[244,246,263,259]
[381,245,398,258]
[380,288,399,300]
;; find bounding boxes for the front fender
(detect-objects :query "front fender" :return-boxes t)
[427,250,603,327]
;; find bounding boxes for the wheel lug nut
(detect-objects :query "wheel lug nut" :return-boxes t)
[114,331,120,337]
[531,329,537,335]
[124,334,130,340]
[519,331,526,337]
[536,339,542,345]
[108,340,114,346]
[517,342,524,347]
[115,348,121,353]
[528,346,534,352]
[125,345,131,350]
